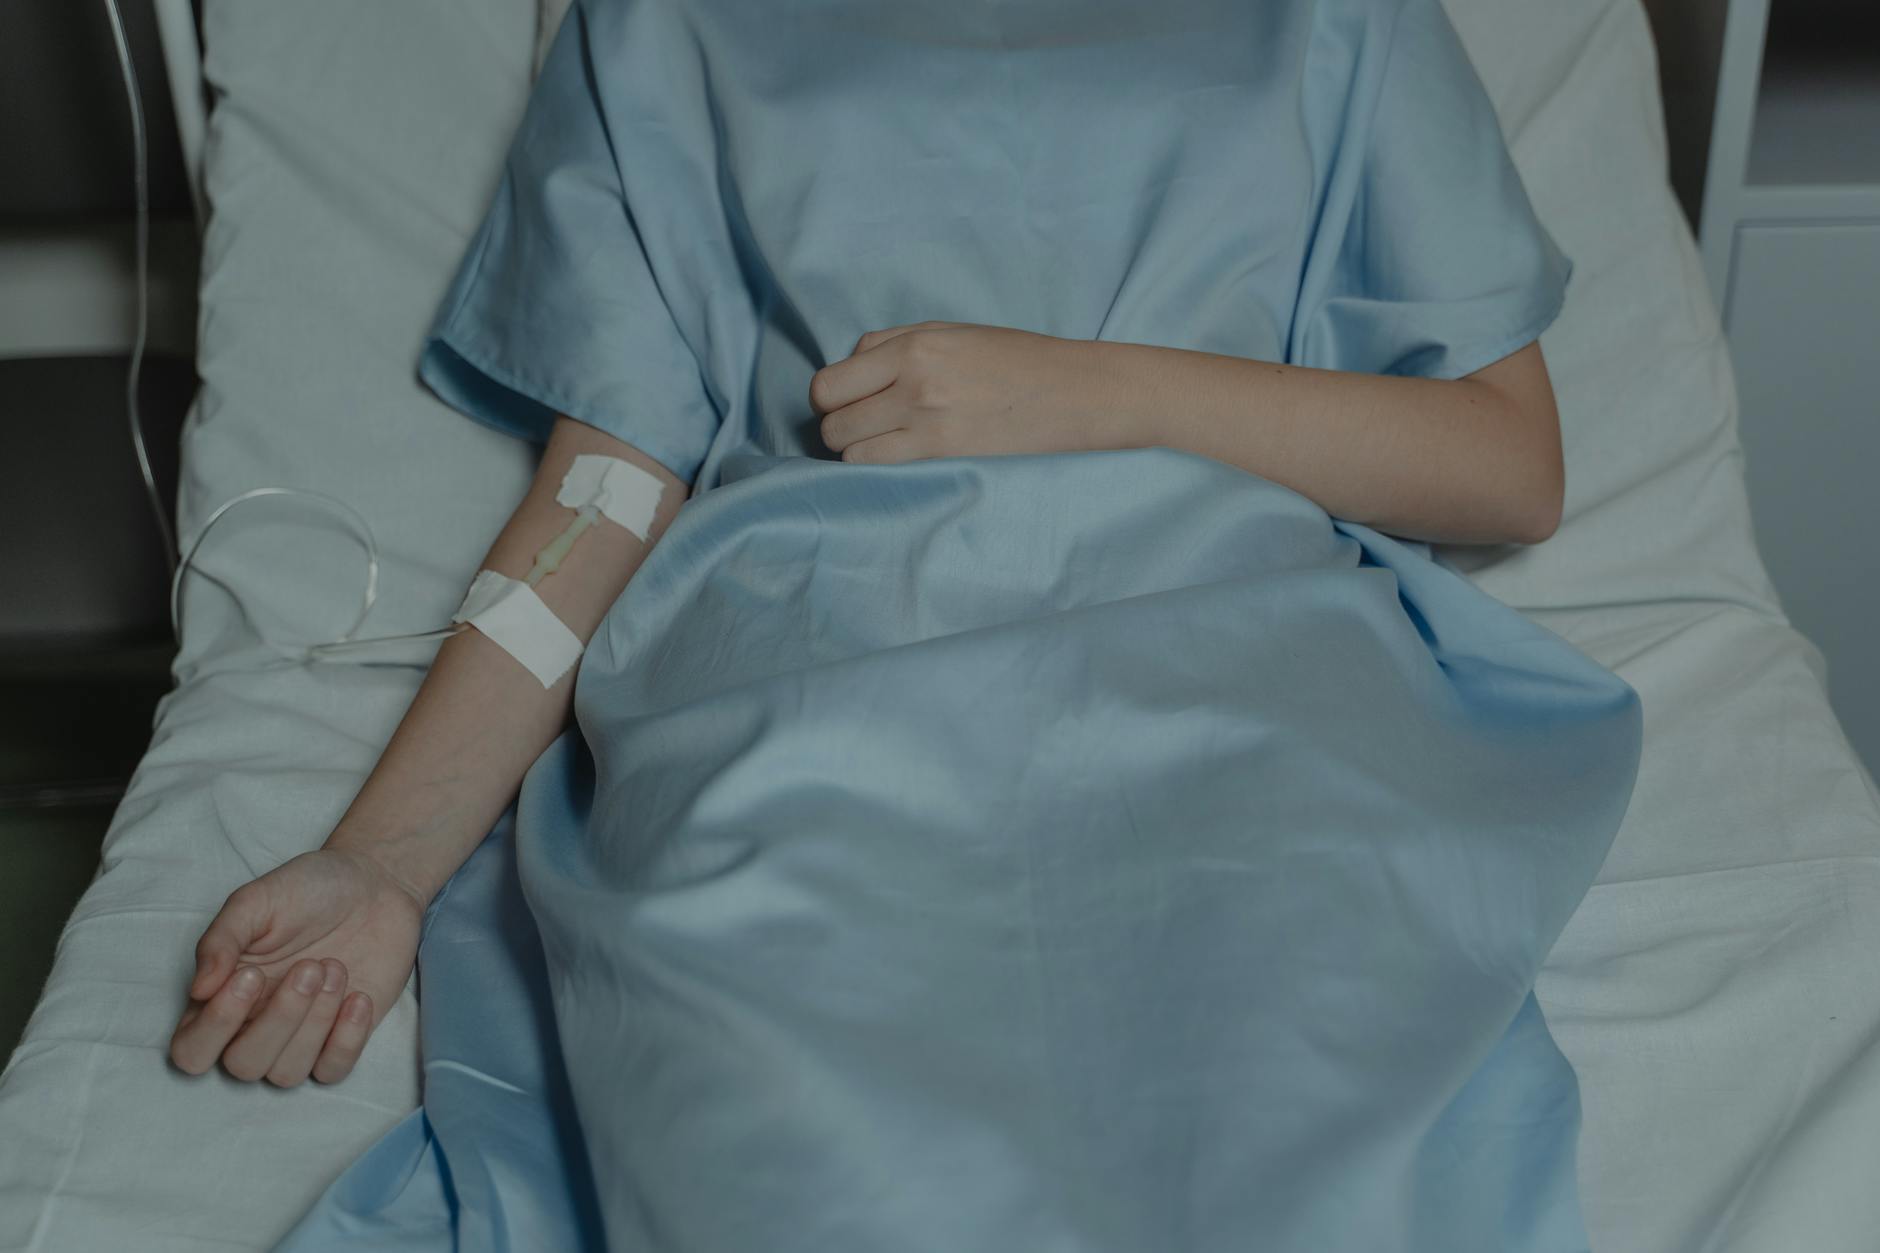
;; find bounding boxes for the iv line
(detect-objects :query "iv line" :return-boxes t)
[106,0,451,665]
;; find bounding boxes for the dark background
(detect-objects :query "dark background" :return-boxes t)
[0,0,199,1055]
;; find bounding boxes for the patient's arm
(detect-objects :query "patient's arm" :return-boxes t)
[813,322,1564,546]
[168,416,688,1087]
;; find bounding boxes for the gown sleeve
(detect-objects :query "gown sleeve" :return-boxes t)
[1292,0,1572,381]
[417,0,722,486]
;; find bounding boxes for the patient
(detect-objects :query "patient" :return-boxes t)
[166,340,1562,1080]
[167,0,1639,1247]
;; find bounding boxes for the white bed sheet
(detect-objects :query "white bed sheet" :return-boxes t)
[4,0,1878,1250]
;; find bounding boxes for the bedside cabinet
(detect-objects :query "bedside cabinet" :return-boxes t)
[1696,0,1880,775]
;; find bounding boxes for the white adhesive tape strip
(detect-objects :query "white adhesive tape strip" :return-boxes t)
[557,453,663,541]
[451,569,584,688]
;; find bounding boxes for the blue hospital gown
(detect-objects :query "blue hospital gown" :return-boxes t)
[419,0,1570,489]
[280,0,1642,1250]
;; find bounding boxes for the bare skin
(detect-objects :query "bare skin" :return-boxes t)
[170,327,1561,1086]
[814,325,1563,546]
[168,419,686,1085]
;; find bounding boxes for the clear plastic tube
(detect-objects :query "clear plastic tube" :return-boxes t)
[110,0,456,668]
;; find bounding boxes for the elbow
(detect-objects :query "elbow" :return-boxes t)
[1517,497,1562,546]
[1463,341,1565,546]
[1500,380,1565,546]
[1512,452,1565,546]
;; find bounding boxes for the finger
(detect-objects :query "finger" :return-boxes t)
[854,320,963,355]
[266,960,348,1088]
[192,881,271,1001]
[809,339,906,415]
[170,963,267,1075]
[819,389,909,453]
[220,959,322,1082]
[842,428,930,465]
[312,992,375,1085]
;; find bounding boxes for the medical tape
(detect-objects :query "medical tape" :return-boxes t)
[521,452,665,591]
[450,569,584,687]
[555,453,663,541]
[442,456,662,686]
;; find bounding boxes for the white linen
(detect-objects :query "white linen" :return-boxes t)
[2,0,1876,1249]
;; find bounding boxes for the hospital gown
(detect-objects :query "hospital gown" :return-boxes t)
[279,0,1643,1248]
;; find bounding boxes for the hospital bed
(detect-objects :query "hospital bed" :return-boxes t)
[3,0,1878,1249]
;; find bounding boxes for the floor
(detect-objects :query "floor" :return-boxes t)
[0,647,173,1059]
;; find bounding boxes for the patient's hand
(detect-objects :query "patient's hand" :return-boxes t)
[811,321,1129,463]
[168,847,423,1087]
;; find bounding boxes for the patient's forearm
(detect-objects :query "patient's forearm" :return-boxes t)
[814,323,1562,547]
[1090,339,1565,546]
[323,417,687,908]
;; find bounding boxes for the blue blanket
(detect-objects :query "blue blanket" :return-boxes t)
[280,447,1640,1251]
[280,0,1642,1244]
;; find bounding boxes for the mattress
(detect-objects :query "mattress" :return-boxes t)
[3,0,1878,1250]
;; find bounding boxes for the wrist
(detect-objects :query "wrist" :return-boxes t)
[1069,338,1163,452]
[321,827,440,914]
